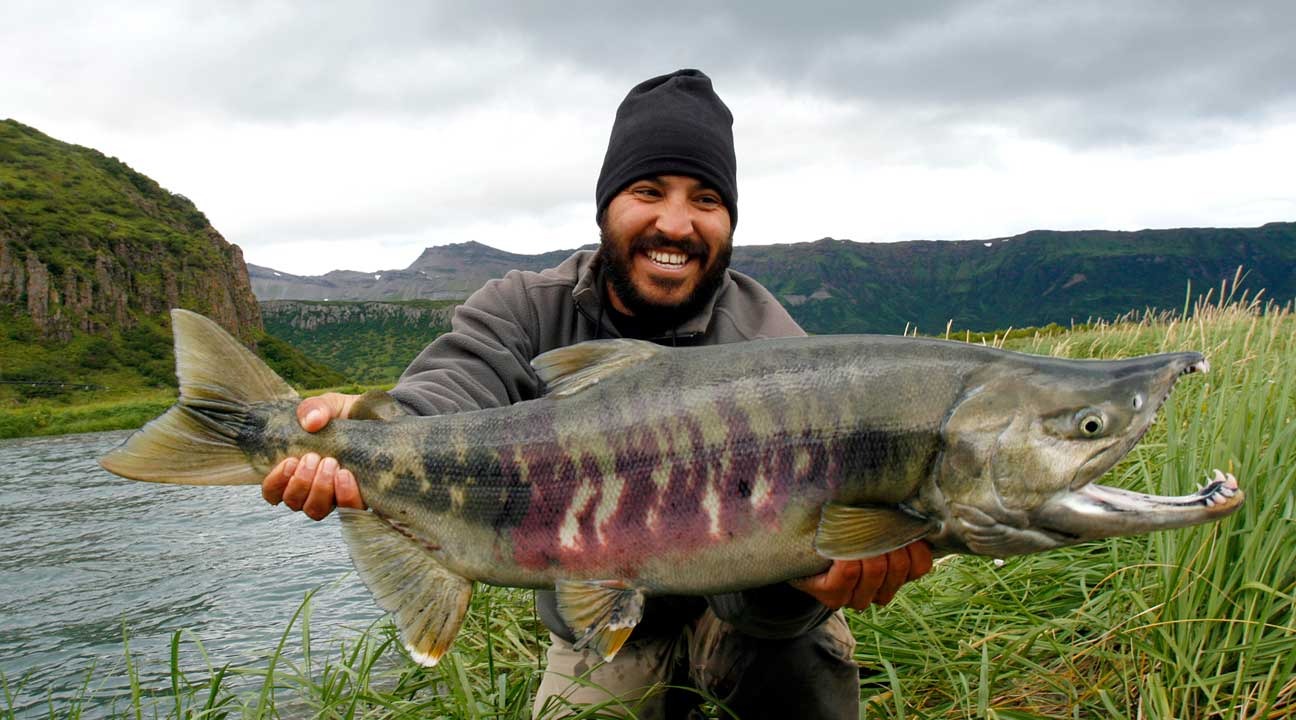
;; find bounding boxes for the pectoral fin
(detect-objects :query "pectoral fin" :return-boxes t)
[554,580,645,661]
[338,508,472,666]
[814,503,937,559]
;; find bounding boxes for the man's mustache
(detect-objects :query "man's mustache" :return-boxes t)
[628,233,709,259]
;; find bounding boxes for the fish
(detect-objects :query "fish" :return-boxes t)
[100,309,1244,665]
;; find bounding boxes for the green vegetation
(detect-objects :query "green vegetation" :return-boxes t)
[0,390,174,438]
[0,119,217,281]
[254,331,350,390]
[0,120,350,437]
[5,289,1291,718]
[260,300,456,383]
[0,379,368,441]
[0,310,345,438]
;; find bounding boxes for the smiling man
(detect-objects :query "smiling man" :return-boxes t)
[261,69,931,719]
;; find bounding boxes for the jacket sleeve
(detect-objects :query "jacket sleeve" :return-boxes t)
[706,583,836,639]
[388,271,542,416]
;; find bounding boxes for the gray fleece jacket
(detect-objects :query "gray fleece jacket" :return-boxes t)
[389,249,834,641]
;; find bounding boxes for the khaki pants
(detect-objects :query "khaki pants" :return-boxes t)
[532,609,858,720]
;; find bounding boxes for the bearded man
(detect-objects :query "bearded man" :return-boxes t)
[262,69,931,720]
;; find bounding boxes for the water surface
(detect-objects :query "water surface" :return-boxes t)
[0,431,380,717]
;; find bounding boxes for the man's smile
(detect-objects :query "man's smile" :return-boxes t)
[639,247,700,277]
[646,248,689,267]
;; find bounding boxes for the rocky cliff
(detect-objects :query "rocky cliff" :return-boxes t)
[0,119,261,343]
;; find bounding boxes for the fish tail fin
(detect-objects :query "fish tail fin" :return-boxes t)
[99,309,300,485]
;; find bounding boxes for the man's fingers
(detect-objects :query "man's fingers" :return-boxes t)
[297,398,333,432]
[909,541,934,580]
[335,469,366,510]
[874,548,911,606]
[262,457,298,505]
[282,453,320,510]
[791,559,863,609]
[792,542,937,611]
[296,392,361,432]
[302,457,338,520]
[847,555,888,610]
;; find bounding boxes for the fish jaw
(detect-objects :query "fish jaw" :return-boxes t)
[1033,469,1244,544]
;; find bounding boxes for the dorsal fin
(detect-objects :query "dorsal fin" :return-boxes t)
[531,339,665,398]
[349,389,406,421]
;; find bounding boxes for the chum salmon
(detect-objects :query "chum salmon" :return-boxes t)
[101,310,1243,664]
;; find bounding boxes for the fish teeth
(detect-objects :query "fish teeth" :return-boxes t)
[1199,469,1240,505]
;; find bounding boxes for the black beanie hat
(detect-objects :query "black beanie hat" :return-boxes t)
[595,69,738,227]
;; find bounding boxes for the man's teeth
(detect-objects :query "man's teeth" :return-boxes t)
[647,249,688,266]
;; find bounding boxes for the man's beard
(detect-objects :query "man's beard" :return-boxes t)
[597,223,733,327]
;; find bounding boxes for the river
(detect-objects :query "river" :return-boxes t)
[0,431,381,717]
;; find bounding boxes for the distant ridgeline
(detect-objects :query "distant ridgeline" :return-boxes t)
[0,119,342,399]
[251,225,1296,335]
[735,225,1296,334]
[260,300,456,384]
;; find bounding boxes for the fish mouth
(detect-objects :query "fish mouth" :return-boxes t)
[1038,469,1244,542]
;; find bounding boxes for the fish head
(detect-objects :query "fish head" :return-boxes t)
[929,350,1242,557]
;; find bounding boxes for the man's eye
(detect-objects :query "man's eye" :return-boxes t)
[633,187,661,197]
[697,195,721,205]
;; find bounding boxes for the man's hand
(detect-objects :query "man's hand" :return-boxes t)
[790,541,933,610]
[261,392,366,520]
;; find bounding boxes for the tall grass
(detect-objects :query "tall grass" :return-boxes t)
[7,287,1291,718]
[855,281,1295,718]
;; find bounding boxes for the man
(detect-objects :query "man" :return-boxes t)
[262,69,932,719]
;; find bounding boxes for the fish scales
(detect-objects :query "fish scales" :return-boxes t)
[234,338,1029,591]
[101,310,1244,666]
[420,343,937,591]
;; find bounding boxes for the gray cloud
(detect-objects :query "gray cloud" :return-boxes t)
[7,1,1291,145]
[4,0,1292,274]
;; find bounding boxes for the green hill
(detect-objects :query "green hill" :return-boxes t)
[734,226,1296,333]
[259,300,457,383]
[0,119,343,409]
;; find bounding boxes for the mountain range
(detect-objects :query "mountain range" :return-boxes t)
[251,224,1296,335]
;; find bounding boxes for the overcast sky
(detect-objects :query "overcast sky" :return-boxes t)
[4,1,1294,275]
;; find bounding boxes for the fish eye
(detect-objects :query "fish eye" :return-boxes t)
[1132,393,1144,410]
[1077,411,1105,437]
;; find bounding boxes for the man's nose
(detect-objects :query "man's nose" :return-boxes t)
[654,196,695,240]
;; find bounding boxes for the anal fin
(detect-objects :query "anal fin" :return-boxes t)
[814,503,936,559]
[338,508,472,666]
[555,580,645,662]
